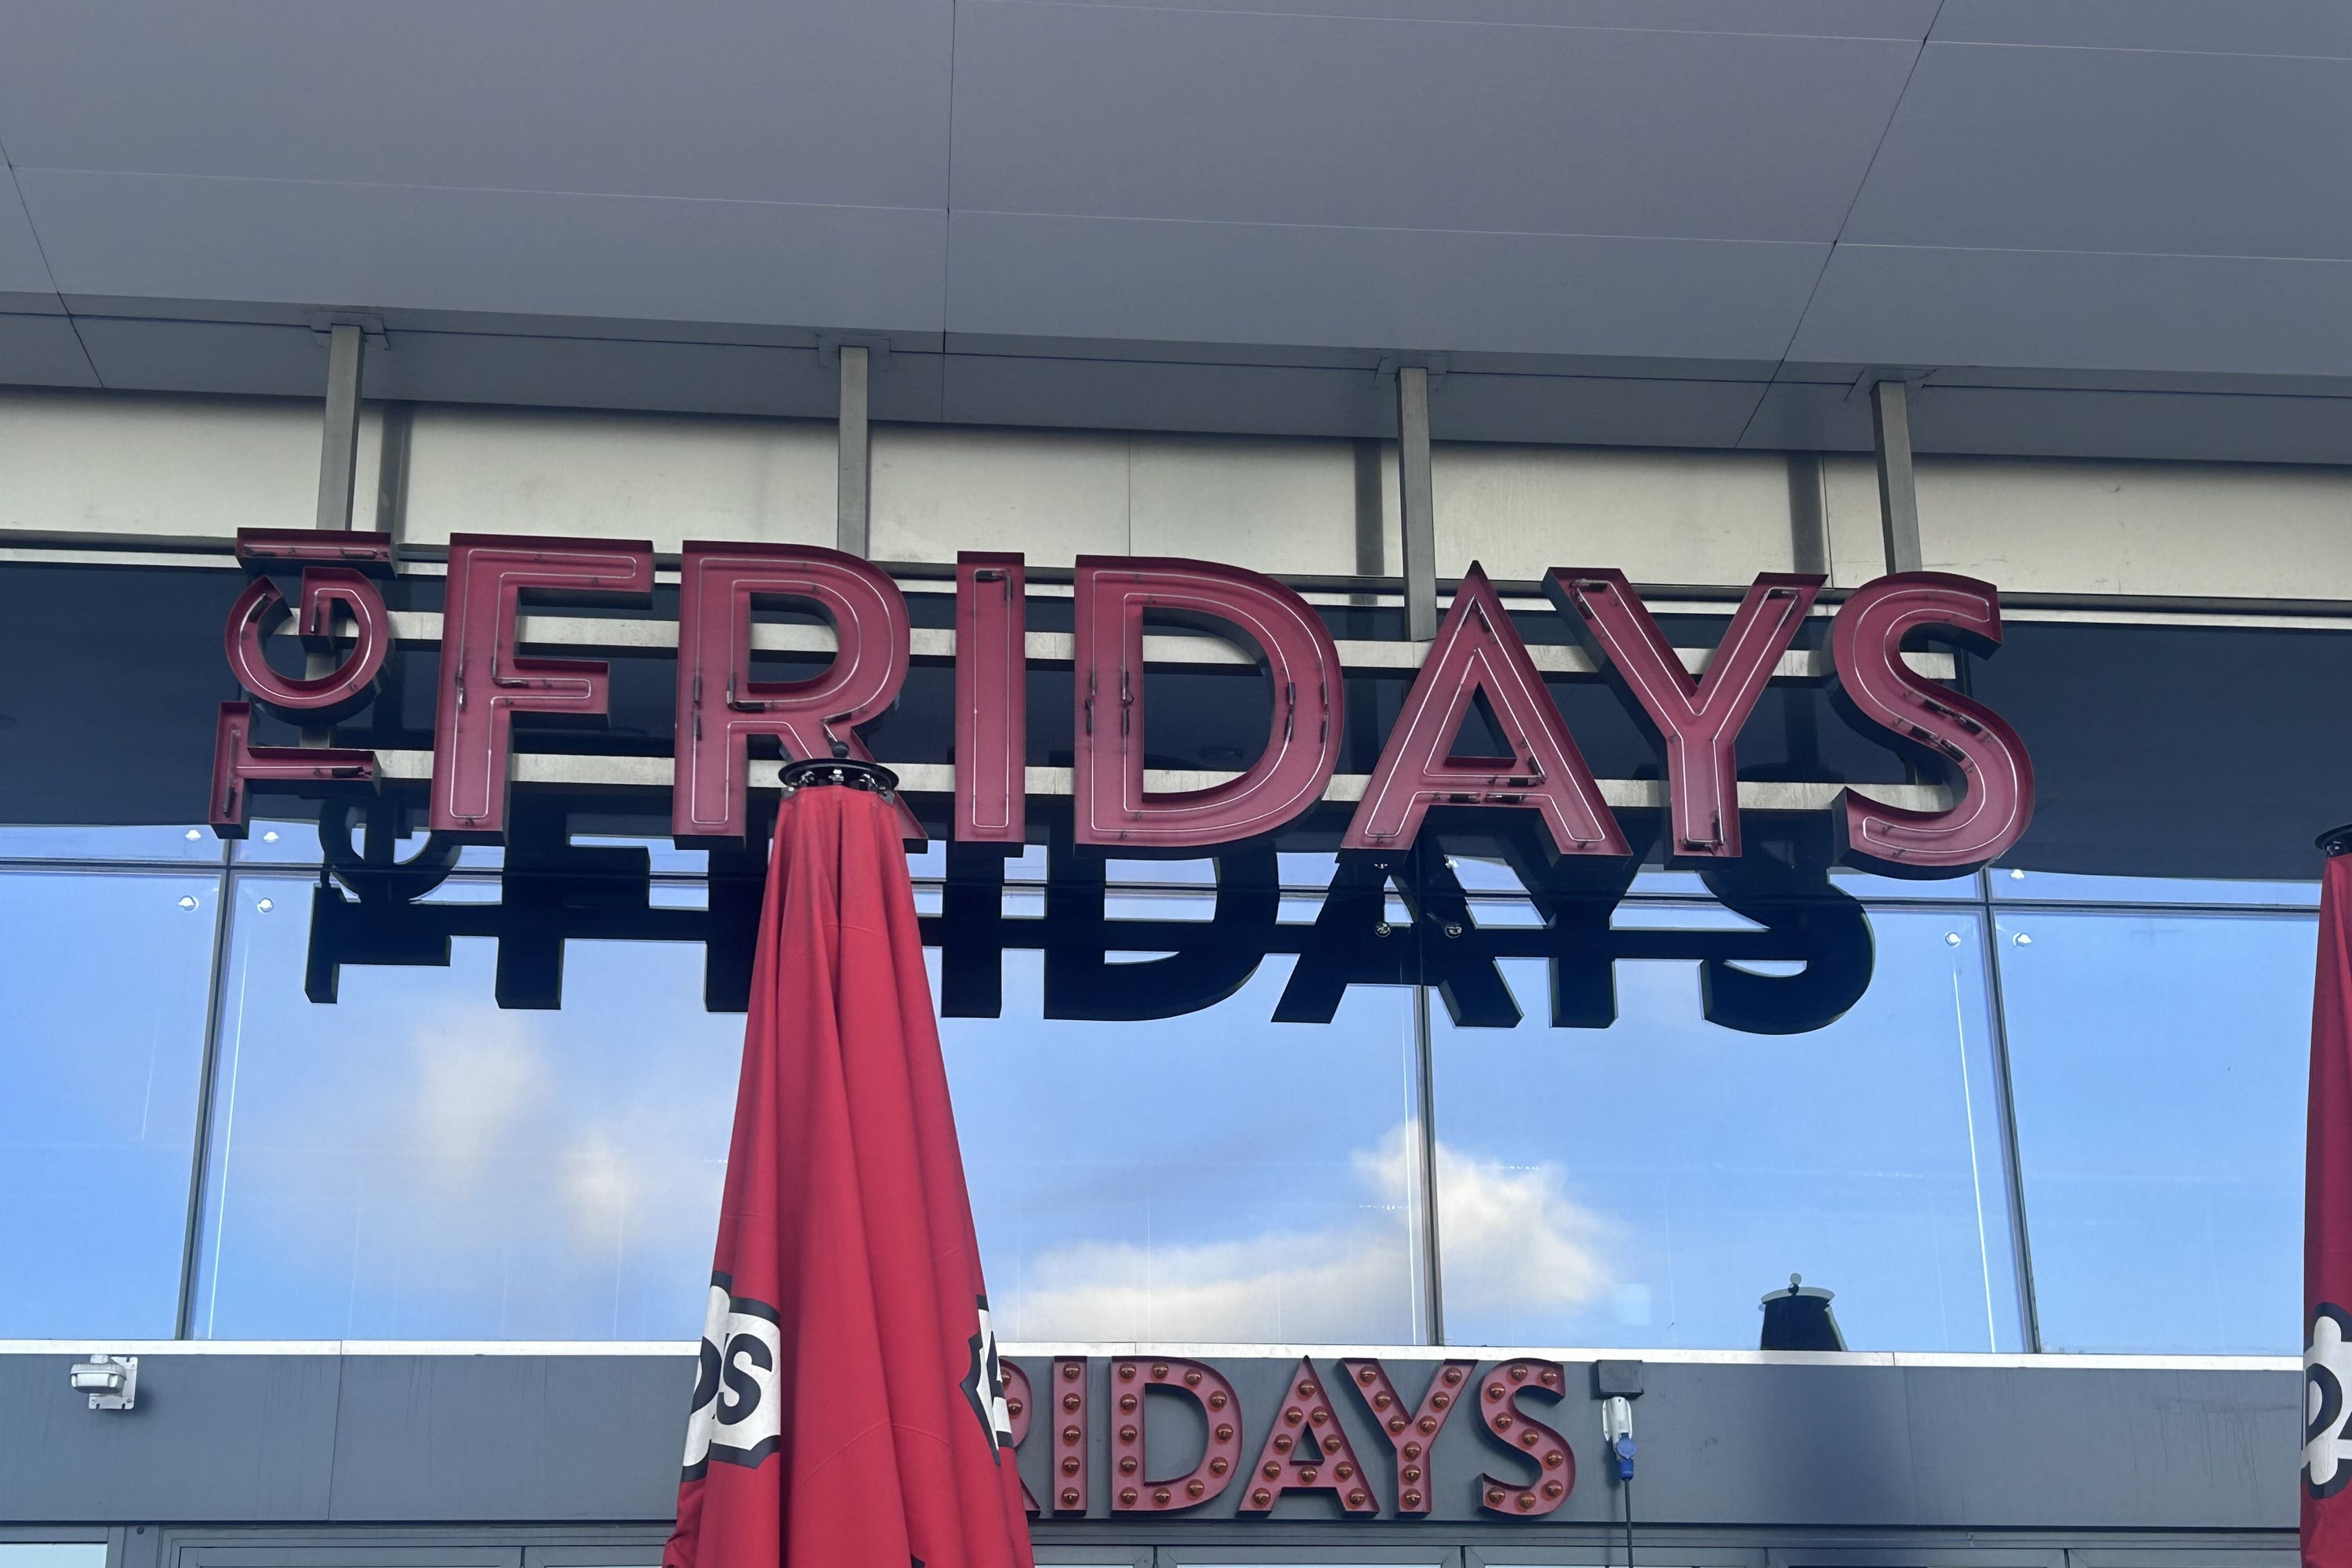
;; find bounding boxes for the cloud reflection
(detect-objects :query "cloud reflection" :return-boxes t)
[997,1123,1613,1342]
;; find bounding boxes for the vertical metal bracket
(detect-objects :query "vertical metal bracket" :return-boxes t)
[1396,365,1439,641]
[837,344,872,557]
[1871,377,1924,575]
[1786,453,1829,577]
[315,322,365,533]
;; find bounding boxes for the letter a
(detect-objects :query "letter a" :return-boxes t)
[1342,564,1627,858]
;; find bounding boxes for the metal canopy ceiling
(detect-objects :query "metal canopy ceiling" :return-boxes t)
[1,0,2348,462]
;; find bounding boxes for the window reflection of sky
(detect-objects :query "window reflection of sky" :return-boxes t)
[933,942,1428,1347]
[0,834,2321,1358]
[2000,908,2314,1354]
[1432,912,2020,1354]
[0,869,214,1336]
[194,876,740,1340]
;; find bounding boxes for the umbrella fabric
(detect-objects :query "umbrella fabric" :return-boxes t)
[665,781,1033,1568]
[2309,851,2352,1567]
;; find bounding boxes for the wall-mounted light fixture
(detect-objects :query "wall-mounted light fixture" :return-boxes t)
[68,1353,137,1411]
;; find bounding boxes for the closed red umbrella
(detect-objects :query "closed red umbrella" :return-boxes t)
[665,759,1033,1568]
[2307,832,2352,1568]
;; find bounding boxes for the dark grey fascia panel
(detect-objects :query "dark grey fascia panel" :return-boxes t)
[1743,379,2352,465]
[0,1352,341,1521]
[1899,1364,2297,1530]
[0,313,100,387]
[0,172,60,307]
[0,1351,2300,1532]
[328,1355,691,1523]
[943,354,1767,446]
[68,315,947,423]
[61,297,946,358]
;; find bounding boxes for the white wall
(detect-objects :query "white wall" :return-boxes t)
[5,389,2351,603]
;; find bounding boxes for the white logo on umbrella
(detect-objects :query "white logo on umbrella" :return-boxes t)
[966,1296,1013,1461]
[681,1275,786,1477]
[2308,1304,2352,1496]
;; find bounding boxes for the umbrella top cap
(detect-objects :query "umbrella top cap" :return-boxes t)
[780,757,899,799]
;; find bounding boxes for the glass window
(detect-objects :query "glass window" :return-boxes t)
[0,1548,108,1568]
[192,873,743,1340]
[1994,865,2318,908]
[0,823,222,862]
[934,917,1428,1345]
[2000,908,2314,1354]
[0,869,216,1335]
[1431,906,2020,1352]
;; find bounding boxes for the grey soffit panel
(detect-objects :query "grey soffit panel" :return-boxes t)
[13,171,948,333]
[1898,1366,2299,1530]
[949,1,1919,242]
[1050,0,1937,35]
[945,211,1829,362]
[1930,0,2352,56]
[1740,379,2352,465]
[0,1352,341,1522]
[0,313,99,387]
[1842,42,2352,260]
[1784,244,2352,381]
[326,1354,689,1523]
[0,0,955,209]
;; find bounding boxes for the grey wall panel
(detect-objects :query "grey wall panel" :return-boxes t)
[951,1,1918,242]
[948,211,1828,362]
[1785,244,2352,381]
[0,313,98,387]
[1843,43,2352,260]
[0,1,953,209]
[1899,1367,2294,1529]
[1056,0,1936,37]
[1745,379,2352,466]
[327,1356,688,1522]
[1931,0,2352,56]
[0,1352,340,1523]
[16,171,948,332]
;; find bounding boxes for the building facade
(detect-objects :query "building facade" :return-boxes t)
[0,7,2340,1568]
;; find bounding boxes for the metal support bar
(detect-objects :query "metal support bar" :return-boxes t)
[314,323,365,533]
[303,323,366,746]
[1396,365,1438,640]
[837,345,871,557]
[1871,377,1924,575]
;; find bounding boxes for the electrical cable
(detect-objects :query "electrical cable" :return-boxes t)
[1623,1470,1636,1568]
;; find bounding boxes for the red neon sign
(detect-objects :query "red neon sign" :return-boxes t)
[209,534,2034,874]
